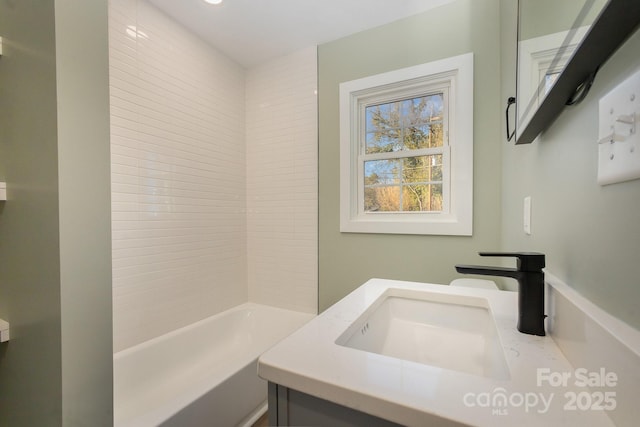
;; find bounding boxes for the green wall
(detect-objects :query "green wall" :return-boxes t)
[0,1,63,424]
[318,0,503,310]
[0,1,113,425]
[56,0,113,423]
[501,3,640,329]
[519,0,607,40]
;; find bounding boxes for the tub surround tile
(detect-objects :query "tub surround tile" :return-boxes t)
[110,0,318,351]
[110,0,247,351]
[246,46,318,315]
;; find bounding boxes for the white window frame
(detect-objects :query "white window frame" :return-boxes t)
[339,53,474,236]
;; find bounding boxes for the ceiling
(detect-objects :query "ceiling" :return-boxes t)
[147,0,454,68]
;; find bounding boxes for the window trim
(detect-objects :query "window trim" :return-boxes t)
[339,53,473,236]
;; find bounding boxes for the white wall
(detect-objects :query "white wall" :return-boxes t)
[109,0,318,350]
[110,0,247,351]
[246,47,318,314]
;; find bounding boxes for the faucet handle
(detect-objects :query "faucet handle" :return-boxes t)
[478,252,545,272]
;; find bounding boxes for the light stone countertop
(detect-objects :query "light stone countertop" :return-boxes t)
[258,278,615,426]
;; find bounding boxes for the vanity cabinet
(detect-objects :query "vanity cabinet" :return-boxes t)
[258,279,618,426]
[267,382,404,427]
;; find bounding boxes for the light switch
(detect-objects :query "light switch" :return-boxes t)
[0,318,9,343]
[598,69,640,185]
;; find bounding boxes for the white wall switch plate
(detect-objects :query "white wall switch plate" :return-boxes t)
[524,196,532,235]
[0,318,9,342]
[598,69,640,185]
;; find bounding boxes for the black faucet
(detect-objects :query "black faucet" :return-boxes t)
[455,252,546,336]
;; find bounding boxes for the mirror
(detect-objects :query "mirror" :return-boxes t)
[516,0,607,142]
[517,0,607,137]
[513,0,640,144]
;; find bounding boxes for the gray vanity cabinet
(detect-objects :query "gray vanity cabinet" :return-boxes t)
[267,382,405,427]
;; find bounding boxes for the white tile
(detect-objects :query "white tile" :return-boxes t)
[246,46,318,314]
[111,0,317,351]
[110,0,247,352]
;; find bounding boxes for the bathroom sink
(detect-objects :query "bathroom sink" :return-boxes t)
[335,288,510,380]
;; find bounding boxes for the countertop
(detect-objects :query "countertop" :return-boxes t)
[258,278,615,426]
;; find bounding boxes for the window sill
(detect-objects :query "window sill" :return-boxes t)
[340,212,472,236]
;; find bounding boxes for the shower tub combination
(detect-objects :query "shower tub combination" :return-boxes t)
[114,303,314,427]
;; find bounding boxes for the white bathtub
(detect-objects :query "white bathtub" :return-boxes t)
[114,303,314,427]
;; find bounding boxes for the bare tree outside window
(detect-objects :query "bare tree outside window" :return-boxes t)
[363,94,444,212]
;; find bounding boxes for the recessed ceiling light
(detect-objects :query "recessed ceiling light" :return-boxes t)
[204,0,223,5]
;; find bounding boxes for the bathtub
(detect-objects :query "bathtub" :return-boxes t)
[114,303,314,427]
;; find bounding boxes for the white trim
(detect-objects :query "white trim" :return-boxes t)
[339,53,473,235]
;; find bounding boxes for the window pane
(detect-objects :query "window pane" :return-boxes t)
[365,93,444,154]
[366,102,401,133]
[403,122,444,149]
[366,132,401,153]
[365,155,443,213]
[401,93,444,126]
[365,186,400,212]
[402,155,443,183]
[544,71,560,95]
[364,159,401,185]
[365,103,401,154]
[402,184,443,212]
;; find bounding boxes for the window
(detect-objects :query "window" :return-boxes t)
[339,53,473,235]
[363,91,447,213]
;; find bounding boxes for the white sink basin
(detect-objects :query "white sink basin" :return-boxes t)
[336,288,510,380]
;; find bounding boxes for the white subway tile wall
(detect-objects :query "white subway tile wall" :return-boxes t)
[110,0,247,351]
[109,0,318,350]
[246,47,318,314]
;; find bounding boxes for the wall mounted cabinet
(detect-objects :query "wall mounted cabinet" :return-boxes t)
[514,0,640,144]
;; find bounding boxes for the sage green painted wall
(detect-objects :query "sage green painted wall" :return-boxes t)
[318,0,503,311]
[0,1,63,424]
[519,0,607,40]
[501,4,640,330]
[55,0,113,424]
[0,1,113,425]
